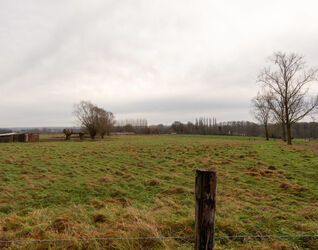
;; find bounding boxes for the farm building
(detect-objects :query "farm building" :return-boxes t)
[0,133,39,143]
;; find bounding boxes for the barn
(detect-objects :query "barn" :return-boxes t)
[0,133,39,143]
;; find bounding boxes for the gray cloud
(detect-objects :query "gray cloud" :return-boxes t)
[1,0,318,127]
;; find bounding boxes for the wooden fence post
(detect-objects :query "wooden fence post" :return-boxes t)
[195,169,217,250]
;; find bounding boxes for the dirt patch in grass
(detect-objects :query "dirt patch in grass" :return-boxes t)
[279,182,308,192]
[299,206,318,220]
[98,175,114,183]
[90,198,104,209]
[93,213,108,223]
[246,166,286,178]
[161,187,191,195]
[147,179,160,186]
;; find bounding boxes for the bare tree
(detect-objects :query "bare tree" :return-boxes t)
[266,92,286,141]
[251,93,271,140]
[96,108,115,138]
[258,52,318,144]
[73,101,99,139]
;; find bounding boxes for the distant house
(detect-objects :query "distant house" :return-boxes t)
[0,133,39,143]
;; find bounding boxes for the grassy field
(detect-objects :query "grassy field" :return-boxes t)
[0,135,317,249]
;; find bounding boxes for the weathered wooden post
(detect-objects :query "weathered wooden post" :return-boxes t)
[195,169,217,250]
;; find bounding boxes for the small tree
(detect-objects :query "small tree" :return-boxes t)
[251,93,271,140]
[73,101,99,139]
[258,52,318,144]
[96,108,115,138]
[63,129,73,140]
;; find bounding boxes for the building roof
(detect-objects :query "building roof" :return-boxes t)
[0,132,24,137]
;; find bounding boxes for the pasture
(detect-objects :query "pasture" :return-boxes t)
[0,135,317,249]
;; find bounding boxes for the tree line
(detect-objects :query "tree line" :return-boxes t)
[2,119,318,140]
[114,119,148,134]
[111,117,318,139]
[168,120,318,139]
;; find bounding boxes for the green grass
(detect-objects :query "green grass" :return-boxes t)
[0,135,317,249]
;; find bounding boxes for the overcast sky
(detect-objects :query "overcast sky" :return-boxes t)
[1,0,318,127]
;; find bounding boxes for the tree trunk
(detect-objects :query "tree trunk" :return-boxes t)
[79,132,84,140]
[89,130,96,139]
[285,102,292,145]
[286,122,292,145]
[281,123,286,141]
[264,123,269,140]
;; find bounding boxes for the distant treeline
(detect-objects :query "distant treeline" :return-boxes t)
[2,118,318,139]
[114,119,148,134]
[169,120,318,139]
[113,117,318,139]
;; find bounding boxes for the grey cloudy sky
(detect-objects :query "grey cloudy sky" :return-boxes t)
[1,0,318,127]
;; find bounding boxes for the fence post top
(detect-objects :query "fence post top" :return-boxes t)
[196,169,217,174]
